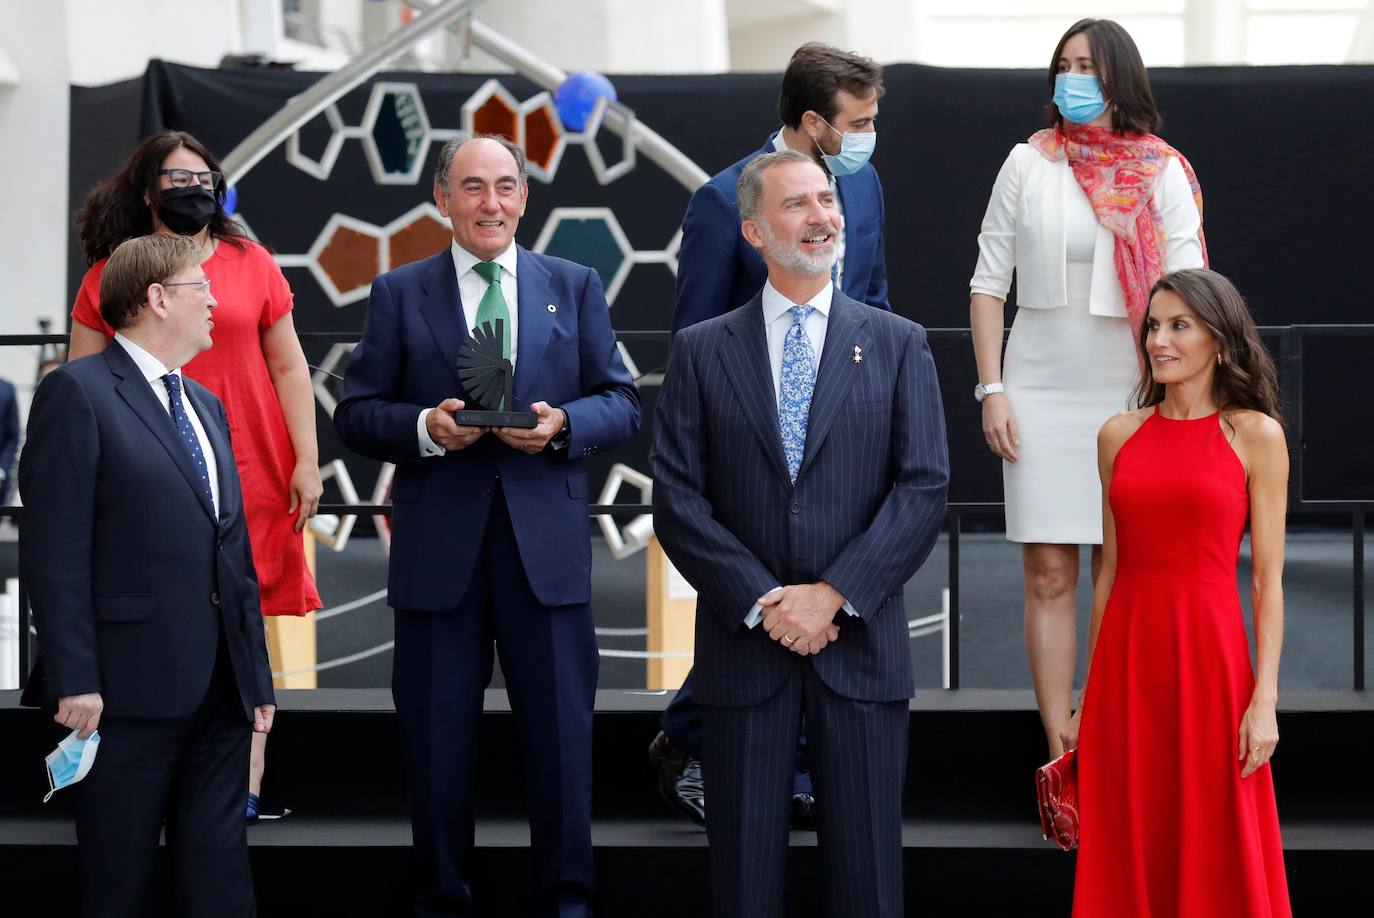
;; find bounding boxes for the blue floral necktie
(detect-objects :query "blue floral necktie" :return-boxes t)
[161,374,214,511]
[778,304,816,484]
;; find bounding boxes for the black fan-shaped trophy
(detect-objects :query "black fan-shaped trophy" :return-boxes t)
[454,319,537,428]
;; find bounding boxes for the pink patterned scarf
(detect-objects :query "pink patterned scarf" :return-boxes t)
[1029,124,1208,332]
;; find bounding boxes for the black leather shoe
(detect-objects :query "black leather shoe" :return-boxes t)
[790,792,818,830]
[648,731,706,826]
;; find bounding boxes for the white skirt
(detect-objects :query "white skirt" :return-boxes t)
[1001,265,1140,544]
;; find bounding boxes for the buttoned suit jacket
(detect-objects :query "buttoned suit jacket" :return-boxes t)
[19,344,273,720]
[672,134,890,333]
[333,246,640,612]
[651,288,949,706]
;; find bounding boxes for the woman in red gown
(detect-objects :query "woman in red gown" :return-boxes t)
[68,131,323,821]
[1063,268,1291,916]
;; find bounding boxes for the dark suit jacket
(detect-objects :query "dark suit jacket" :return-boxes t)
[0,378,17,499]
[333,246,640,612]
[672,134,890,333]
[651,289,949,706]
[19,344,273,721]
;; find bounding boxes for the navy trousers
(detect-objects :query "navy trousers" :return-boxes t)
[661,669,812,795]
[74,638,254,918]
[392,488,598,918]
[702,663,907,918]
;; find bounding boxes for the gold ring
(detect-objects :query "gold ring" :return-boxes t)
[784,635,796,645]
[1250,750,1262,762]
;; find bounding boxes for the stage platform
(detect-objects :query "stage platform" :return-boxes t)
[3,689,1371,916]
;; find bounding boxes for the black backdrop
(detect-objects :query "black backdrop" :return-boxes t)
[68,60,1374,505]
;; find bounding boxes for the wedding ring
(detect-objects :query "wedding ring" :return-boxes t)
[1250,750,1262,762]
[784,635,796,645]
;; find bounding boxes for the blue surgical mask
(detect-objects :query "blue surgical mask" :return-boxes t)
[816,118,876,177]
[44,729,101,802]
[1054,73,1108,124]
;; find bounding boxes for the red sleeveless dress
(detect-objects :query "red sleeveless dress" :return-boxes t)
[1073,410,1290,917]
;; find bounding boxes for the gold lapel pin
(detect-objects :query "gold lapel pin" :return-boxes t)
[852,345,863,365]
[547,304,557,313]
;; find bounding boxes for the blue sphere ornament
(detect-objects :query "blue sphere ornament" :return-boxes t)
[555,71,617,132]
[223,186,238,216]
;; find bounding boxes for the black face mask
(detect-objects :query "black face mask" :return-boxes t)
[157,186,217,235]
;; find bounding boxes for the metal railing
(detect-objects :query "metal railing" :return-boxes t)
[3,325,1370,691]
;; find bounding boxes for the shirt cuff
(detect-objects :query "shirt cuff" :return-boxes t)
[743,586,782,629]
[842,600,859,619]
[417,409,446,457]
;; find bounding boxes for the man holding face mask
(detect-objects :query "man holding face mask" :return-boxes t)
[651,41,891,831]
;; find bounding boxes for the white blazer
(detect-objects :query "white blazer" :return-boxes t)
[970,143,1205,317]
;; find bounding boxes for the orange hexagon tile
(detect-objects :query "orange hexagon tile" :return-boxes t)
[472,94,518,141]
[390,213,453,268]
[523,103,562,172]
[317,225,380,295]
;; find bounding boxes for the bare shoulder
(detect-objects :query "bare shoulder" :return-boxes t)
[1227,409,1287,452]
[1099,408,1151,451]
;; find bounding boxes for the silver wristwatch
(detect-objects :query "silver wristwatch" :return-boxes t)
[973,382,1005,403]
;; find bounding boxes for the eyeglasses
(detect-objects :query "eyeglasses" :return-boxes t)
[162,279,212,296]
[158,168,224,192]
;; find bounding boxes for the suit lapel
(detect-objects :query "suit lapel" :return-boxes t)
[104,346,217,522]
[798,291,871,480]
[720,298,789,483]
[416,251,467,389]
[512,247,555,406]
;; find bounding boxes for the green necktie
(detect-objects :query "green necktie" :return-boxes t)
[471,261,511,361]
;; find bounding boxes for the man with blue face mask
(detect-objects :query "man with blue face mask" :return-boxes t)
[652,42,890,832]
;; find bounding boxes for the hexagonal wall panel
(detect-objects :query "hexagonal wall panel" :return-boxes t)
[463,79,519,142]
[518,92,565,183]
[361,82,432,185]
[532,208,634,303]
[389,210,453,269]
[286,103,347,181]
[308,215,384,306]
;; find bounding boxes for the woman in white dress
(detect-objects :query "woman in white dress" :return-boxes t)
[968,18,1207,756]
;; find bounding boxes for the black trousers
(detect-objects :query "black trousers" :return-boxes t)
[392,489,599,918]
[702,663,908,918]
[75,637,254,918]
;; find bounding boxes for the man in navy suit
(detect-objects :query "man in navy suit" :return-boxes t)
[0,376,17,504]
[652,151,948,917]
[334,136,640,918]
[21,234,275,918]
[653,41,890,827]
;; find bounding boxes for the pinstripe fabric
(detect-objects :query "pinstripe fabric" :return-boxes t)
[651,290,950,708]
[703,665,908,918]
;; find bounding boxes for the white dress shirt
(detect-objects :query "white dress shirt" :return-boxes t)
[743,281,859,628]
[417,241,521,457]
[772,131,845,289]
[114,333,219,516]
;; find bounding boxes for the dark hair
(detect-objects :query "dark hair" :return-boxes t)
[778,42,884,129]
[98,234,202,330]
[75,130,246,265]
[433,134,528,195]
[1132,268,1283,426]
[737,150,816,224]
[1047,19,1161,136]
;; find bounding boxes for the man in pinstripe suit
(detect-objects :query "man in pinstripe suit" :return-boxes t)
[651,150,949,917]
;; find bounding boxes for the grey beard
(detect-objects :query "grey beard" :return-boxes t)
[761,226,836,277]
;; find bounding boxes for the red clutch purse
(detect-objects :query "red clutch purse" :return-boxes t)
[1035,747,1079,851]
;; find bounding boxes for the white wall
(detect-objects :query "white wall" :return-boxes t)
[65,0,242,86]
[0,0,71,401]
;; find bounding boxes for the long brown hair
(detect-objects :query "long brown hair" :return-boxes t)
[1132,268,1284,426]
[75,130,246,264]
[1047,18,1161,136]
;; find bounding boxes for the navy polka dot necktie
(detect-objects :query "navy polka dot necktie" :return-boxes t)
[161,374,214,511]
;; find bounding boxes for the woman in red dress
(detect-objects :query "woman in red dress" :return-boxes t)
[68,131,323,821]
[1063,268,1291,916]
